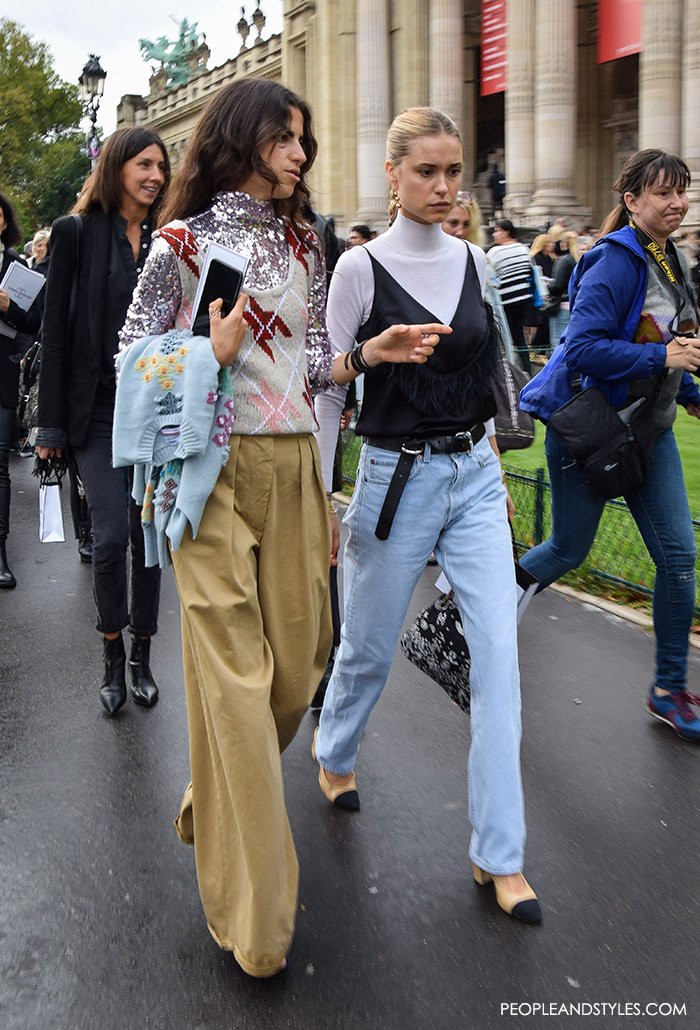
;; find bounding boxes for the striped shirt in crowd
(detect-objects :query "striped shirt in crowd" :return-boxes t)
[486,242,533,306]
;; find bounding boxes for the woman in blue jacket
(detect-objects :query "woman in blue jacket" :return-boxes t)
[520,149,700,743]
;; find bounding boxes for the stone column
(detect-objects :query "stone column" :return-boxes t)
[462,44,478,183]
[504,0,535,220]
[429,0,464,134]
[355,0,391,228]
[639,0,683,153]
[392,0,429,112]
[282,0,314,99]
[682,0,700,229]
[526,0,590,224]
[311,0,357,224]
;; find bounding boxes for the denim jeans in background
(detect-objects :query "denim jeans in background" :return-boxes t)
[548,306,570,351]
[317,435,526,874]
[72,420,161,636]
[519,425,696,693]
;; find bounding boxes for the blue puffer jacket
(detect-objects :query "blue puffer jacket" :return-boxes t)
[520,224,700,421]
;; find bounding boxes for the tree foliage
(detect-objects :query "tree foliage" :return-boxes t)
[0,18,89,235]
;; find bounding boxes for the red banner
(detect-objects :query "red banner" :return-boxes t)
[598,0,642,64]
[481,0,506,96]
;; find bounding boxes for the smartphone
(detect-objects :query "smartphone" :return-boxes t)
[192,258,245,337]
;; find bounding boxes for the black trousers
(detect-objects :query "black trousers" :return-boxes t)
[0,402,14,540]
[72,420,161,636]
[503,299,532,374]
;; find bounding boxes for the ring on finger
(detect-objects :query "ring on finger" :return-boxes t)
[421,332,432,342]
[209,307,221,320]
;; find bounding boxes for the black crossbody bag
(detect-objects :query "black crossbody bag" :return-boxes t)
[548,382,662,500]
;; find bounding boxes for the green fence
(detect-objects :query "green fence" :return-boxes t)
[339,433,700,615]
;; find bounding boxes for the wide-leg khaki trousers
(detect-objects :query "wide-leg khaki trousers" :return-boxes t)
[171,435,332,977]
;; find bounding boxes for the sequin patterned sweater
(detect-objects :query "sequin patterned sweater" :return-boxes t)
[119,191,334,436]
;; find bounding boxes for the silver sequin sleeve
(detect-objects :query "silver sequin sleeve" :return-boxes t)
[119,236,183,348]
[306,244,334,392]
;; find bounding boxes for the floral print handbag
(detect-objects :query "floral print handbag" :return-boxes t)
[399,592,471,714]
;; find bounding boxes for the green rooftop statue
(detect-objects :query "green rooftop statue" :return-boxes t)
[139,17,205,88]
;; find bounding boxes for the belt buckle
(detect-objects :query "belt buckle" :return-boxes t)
[454,429,474,452]
[401,441,424,456]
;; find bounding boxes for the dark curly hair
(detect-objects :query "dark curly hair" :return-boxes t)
[158,78,317,229]
[0,192,22,249]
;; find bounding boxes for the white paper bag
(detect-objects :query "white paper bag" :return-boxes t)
[38,484,65,543]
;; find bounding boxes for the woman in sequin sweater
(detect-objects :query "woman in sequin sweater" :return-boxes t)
[120,78,442,978]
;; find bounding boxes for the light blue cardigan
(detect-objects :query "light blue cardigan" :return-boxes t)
[113,329,233,567]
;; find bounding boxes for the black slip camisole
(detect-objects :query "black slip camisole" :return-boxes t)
[354,247,497,440]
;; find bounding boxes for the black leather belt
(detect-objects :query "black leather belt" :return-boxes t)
[368,425,486,540]
[365,424,485,455]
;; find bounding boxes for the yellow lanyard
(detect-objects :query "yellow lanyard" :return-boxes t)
[629,219,698,332]
[629,219,680,285]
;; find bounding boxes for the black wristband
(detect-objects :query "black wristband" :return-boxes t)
[350,342,372,374]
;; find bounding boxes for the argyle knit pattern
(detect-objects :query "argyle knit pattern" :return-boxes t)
[161,220,316,436]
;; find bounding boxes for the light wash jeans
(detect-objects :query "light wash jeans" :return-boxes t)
[520,426,696,692]
[317,435,527,874]
[549,306,570,351]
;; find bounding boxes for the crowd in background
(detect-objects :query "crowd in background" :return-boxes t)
[9,209,700,451]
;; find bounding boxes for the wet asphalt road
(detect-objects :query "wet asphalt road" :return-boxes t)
[0,452,698,1030]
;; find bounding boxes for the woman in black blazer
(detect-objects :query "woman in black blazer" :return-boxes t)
[36,128,171,715]
[0,192,43,588]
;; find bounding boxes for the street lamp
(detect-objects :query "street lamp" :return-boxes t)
[78,54,107,169]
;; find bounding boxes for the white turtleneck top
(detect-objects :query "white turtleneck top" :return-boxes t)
[315,212,493,489]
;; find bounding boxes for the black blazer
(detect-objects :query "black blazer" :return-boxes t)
[0,248,43,409]
[37,211,113,448]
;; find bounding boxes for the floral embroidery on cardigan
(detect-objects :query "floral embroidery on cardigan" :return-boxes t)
[136,342,189,391]
[213,397,234,447]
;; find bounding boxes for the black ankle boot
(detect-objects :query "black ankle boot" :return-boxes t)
[129,636,159,707]
[100,635,127,715]
[77,522,93,564]
[0,540,16,589]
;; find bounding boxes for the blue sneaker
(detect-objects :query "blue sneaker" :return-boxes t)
[647,687,700,742]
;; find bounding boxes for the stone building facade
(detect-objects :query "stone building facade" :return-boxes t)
[117,1,700,233]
